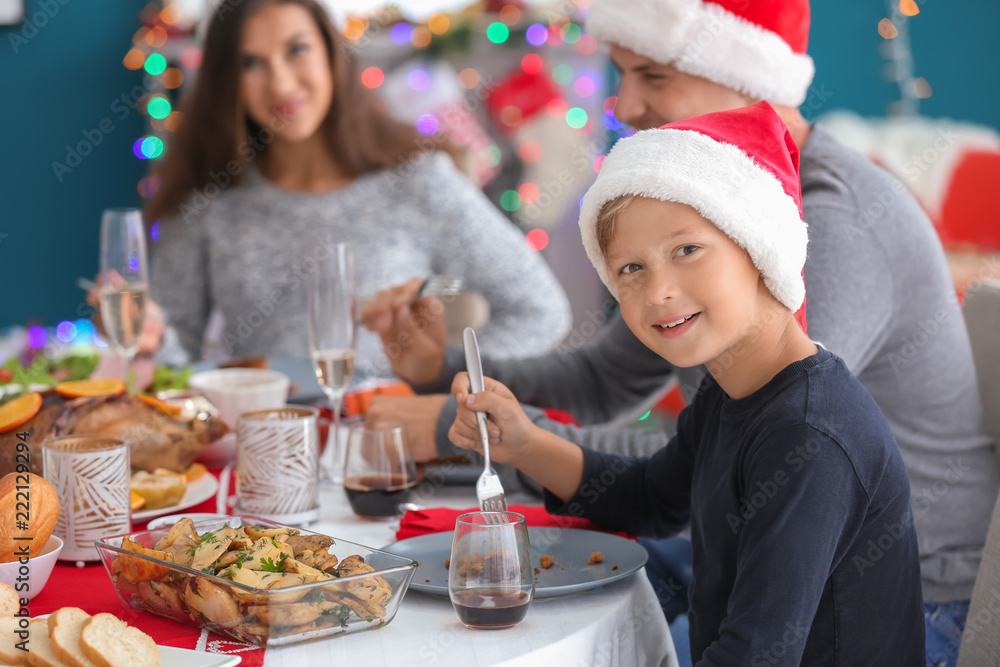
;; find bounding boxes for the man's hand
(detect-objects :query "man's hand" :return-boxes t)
[366,394,449,462]
[361,277,448,385]
[449,372,538,464]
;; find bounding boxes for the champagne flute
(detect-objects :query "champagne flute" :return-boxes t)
[305,243,357,485]
[99,208,148,393]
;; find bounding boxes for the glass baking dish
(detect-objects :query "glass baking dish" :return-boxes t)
[95,515,417,647]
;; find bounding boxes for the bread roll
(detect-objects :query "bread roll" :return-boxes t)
[0,472,60,562]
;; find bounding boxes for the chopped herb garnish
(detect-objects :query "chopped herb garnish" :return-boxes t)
[260,557,285,573]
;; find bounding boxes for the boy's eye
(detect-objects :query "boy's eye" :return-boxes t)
[289,42,309,55]
[676,245,699,258]
[619,262,643,275]
[241,55,260,70]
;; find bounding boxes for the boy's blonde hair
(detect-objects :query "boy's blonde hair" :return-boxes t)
[595,194,636,260]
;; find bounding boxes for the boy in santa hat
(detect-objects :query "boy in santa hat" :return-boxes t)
[448,102,925,665]
[364,2,991,663]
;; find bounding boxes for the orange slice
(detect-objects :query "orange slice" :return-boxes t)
[137,394,182,416]
[55,378,126,398]
[185,462,207,482]
[0,392,43,433]
[130,491,146,511]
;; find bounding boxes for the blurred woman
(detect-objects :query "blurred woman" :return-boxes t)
[140,0,571,381]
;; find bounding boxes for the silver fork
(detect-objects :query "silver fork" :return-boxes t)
[419,275,464,299]
[463,327,507,522]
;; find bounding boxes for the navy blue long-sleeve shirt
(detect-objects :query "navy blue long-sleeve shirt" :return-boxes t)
[546,348,925,665]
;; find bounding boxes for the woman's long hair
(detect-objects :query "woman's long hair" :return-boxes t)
[146,0,441,222]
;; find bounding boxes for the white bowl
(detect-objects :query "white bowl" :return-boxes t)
[189,368,291,464]
[0,535,63,601]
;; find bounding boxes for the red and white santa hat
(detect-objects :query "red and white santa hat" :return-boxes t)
[579,101,808,315]
[586,0,814,107]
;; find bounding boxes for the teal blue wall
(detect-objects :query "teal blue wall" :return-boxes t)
[1,0,998,326]
[1,0,147,327]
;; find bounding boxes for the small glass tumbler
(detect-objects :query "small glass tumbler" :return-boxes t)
[42,436,131,562]
[342,424,418,521]
[448,511,534,630]
[235,405,320,524]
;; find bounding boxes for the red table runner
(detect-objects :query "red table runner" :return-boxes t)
[28,468,265,666]
[397,504,633,541]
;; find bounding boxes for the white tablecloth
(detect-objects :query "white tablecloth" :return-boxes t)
[261,484,678,667]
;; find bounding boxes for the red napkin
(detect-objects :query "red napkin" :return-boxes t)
[30,468,265,666]
[396,504,632,541]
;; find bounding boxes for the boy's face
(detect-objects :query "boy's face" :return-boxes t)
[609,44,755,130]
[606,197,772,369]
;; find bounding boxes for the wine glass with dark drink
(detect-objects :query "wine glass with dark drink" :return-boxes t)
[305,243,357,485]
[448,511,534,630]
[343,424,418,520]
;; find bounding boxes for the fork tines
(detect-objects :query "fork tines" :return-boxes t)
[419,275,464,299]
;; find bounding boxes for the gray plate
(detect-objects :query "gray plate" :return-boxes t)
[382,527,647,599]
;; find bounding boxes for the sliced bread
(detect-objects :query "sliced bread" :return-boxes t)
[23,617,71,667]
[0,615,29,666]
[0,583,20,617]
[79,614,159,667]
[47,608,98,667]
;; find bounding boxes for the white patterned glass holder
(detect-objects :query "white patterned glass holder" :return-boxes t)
[235,406,320,525]
[42,436,131,563]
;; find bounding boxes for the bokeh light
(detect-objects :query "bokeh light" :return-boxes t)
[361,66,384,88]
[878,18,898,39]
[146,26,167,47]
[416,114,439,134]
[138,176,161,198]
[563,23,582,44]
[519,141,542,163]
[525,23,547,46]
[566,107,588,129]
[27,326,47,349]
[547,98,569,118]
[552,64,574,86]
[428,14,450,34]
[164,111,184,131]
[151,220,160,242]
[147,97,171,119]
[499,4,521,25]
[603,110,624,131]
[526,229,549,251]
[411,26,432,48]
[73,319,95,345]
[899,0,920,16]
[180,46,202,69]
[159,3,181,25]
[487,22,510,44]
[603,96,619,112]
[407,69,430,90]
[458,68,480,89]
[479,145,502,167]
[162,68,183,89]
[141,136,164,159]
[132,138,146,159]
[343,17,366,40]
[56,321,77,343]
[574,75,596,97]
[518,182,540,204]
[144,53,167,76]
[500,190,521,212]
[576,35,598,56]
[593,156,605,173]
[500,105,523,127]
[521,53,543,75]
[546,25,565,46]
[390,23,412,44]
[123,48,146,70]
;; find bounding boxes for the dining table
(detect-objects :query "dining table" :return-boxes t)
[30,466,679,667]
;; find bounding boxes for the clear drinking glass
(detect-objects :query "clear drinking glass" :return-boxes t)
[448,511,534,630]
[343,424,418,521]
[98,208,148,393]
[305,243,357,485]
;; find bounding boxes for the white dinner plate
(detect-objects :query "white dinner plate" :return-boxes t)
[382,527,648,599]
[133,474,220,522]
